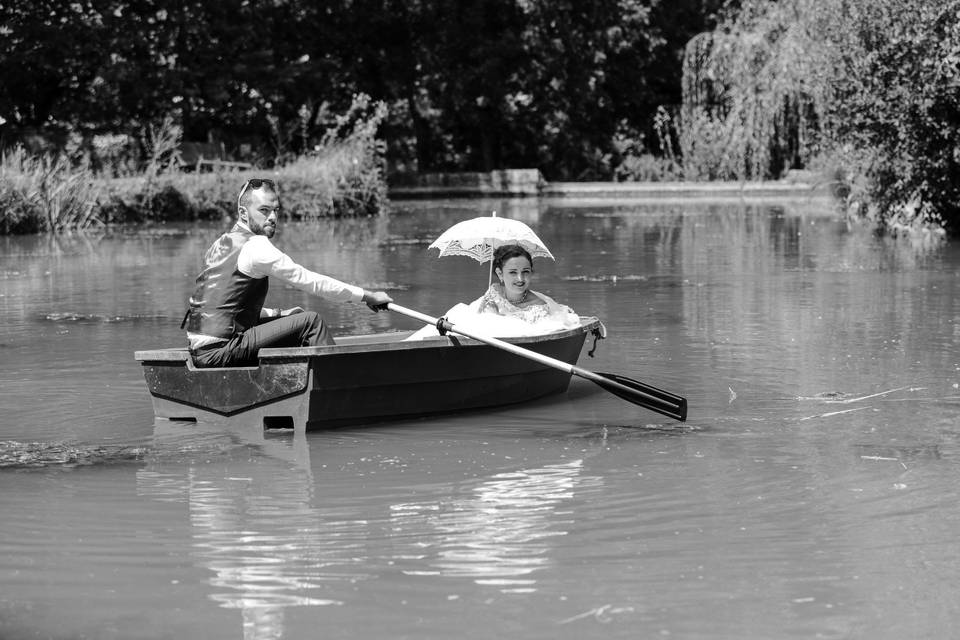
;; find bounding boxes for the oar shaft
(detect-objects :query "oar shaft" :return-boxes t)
[388,303,437,326]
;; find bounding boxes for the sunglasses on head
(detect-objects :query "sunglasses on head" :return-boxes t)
[237,178,276,208]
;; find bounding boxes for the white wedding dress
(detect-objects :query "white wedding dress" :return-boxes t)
[405,284,582,340]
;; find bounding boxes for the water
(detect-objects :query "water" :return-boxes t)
[2,197,959,639]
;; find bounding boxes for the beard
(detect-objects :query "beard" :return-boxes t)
[250,219,276,238]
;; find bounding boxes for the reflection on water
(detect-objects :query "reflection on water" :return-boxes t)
[138,424,346,640]
[391,459,599,593]
[136,422,599,637]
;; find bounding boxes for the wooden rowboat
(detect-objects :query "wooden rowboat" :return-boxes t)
[135,317,606,431]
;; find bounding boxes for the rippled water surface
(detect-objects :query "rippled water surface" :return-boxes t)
[2,197,959,639]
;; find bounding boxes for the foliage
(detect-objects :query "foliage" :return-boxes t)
[0,147,101,233]
[0,95,389,233]
[0,0,725,183]
[680,1,835,181]
[505,0,660,179]
[611,108,683,181]
[825,0,960,234]
[265,95,390,218]
[142,115,184,182]
[356,0,724,180]
[681,0,960,234]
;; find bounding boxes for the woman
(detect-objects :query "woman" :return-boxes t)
[477,244,578,325]
[407,244,580,339]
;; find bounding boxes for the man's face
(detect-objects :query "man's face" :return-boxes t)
[241,188,280,238]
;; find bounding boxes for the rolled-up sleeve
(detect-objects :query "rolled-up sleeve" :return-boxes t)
[239,236,364,303]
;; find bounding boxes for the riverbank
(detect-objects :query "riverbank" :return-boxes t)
[388,169,836,202]
[0,97,388,235]
[1,160,837,236]
[0,141,387,234]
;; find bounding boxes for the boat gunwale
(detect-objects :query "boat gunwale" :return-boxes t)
[134,316,602,363]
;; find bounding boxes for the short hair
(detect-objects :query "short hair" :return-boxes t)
[237,178,278,210]
[493,244,533,271]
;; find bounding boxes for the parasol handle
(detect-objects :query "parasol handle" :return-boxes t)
[488,209,496,286]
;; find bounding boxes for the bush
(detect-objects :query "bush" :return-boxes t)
[682,0,960,235]
[0,188,42,234]
[611,110,684,182]
[826,0,960,235]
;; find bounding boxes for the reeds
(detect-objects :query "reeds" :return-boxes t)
[0,95,390,234]
[0,147,101,234]
[271,94,390,218]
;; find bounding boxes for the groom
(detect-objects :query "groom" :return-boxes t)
[182,178,392,367]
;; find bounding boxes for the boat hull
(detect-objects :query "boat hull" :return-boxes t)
[135,317,603,431]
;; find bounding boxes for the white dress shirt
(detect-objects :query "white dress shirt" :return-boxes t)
[187,223,363,349]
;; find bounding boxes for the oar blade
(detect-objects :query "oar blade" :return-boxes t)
[594,372,688,422]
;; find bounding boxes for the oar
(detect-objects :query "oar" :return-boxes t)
[387,303,687,422]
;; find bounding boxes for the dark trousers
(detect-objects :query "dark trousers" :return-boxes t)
[191,311,333,368]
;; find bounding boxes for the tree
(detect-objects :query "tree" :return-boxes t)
[827,0,960,232]
[0,1,113,141]
[680,0,960,232]
[1,0,729,182]
[338,0,724,178]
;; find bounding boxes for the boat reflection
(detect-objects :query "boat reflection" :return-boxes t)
[137,420,600,639]
[390,459,598,593]
[137,421,358,640]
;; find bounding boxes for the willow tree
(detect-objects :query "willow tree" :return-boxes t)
[680,0,960,235]
[679,0,839,181]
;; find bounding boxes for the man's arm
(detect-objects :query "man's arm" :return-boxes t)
[241,237,392,309]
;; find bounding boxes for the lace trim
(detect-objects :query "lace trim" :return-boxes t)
[479,284,550,324]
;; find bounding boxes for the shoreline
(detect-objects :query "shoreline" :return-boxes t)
[388,169,836,201]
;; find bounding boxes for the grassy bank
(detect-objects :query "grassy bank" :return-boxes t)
[0,100,388,235]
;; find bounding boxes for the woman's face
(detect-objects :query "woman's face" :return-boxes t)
[496,256,534,300]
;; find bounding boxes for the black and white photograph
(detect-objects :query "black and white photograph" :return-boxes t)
[2,0,959,637]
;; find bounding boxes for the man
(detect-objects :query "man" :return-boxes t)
[182,178,393,368]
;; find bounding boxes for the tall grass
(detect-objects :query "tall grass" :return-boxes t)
[0,147,101,234]
[0,95,390,235]
[277,94,389,218]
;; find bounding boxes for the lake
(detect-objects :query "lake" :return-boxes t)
[2,195,959,639]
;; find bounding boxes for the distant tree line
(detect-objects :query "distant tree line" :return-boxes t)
[3,0,958,234]
[0,0,723,181]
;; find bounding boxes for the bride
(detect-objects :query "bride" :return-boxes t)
[407,244,581,340]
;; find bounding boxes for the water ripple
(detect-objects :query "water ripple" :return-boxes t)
[42,312,169,323]
[0,440,147,469]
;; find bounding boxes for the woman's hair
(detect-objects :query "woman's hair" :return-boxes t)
[493,244,533,271]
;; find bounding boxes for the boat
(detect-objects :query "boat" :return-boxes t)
[134,316,606,431]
